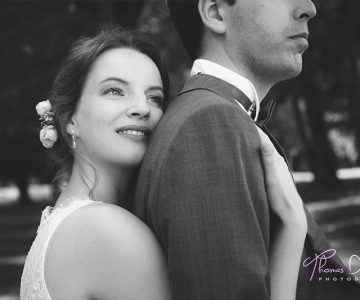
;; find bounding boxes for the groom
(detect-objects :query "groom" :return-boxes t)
[134,0,360,299]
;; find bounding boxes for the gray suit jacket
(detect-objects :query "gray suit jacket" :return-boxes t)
[133,74,359,299]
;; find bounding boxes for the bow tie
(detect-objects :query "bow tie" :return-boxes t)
[235,96,276,124]
[184,74,276,124]
[253,98,276,124]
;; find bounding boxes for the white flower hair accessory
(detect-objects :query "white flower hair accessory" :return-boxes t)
[36,99,58,148]
[39,125,58,148]
[36,99,52,116]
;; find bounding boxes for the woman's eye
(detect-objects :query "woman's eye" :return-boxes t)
[104,88,124,97]
[148,95,164,107]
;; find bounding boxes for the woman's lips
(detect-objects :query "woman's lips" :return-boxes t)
[119,129,146,136]
[115,125,152,138]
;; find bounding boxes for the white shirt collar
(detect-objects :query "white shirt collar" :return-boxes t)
[190,59,260,121]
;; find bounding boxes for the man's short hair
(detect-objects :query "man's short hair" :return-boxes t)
[167,0,236,60]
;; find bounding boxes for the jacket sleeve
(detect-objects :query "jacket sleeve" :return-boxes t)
[151,102,271,300]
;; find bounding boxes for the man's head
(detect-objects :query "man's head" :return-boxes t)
[167,0,316,92]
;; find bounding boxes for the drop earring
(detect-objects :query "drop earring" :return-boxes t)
[71,130,76,149]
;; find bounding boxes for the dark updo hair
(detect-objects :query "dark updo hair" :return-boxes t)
[167,0,236,60]
[48,24,169,185]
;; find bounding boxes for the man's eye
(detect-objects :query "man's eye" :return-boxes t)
[104,88,124,97]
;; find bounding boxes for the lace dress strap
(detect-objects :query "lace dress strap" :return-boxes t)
[20,197,99,300]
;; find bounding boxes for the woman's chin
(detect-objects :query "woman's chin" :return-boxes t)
[110,149,146,169]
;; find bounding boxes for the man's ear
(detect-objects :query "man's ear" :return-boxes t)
[66,118,78,137]
[198,0,226,35]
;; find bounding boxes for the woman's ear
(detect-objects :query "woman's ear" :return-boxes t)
[66,118,78,137]
[198,0,226,35]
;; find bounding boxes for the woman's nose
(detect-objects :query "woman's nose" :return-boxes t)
[126,95,150,120]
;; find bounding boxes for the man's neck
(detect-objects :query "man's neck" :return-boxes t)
[200,50,271,102]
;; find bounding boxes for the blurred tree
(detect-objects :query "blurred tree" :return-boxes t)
[115,0,146,27]
[304,0,359,182]
[136,0,192,100]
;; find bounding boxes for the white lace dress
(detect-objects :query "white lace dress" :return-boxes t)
[20,197,98,300]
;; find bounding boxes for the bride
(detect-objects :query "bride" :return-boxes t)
[21,25,170,300]
[21,25,306,300]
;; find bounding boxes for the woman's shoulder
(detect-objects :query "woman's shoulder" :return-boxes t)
[69,200,146,227]
[49,200,154,239]
[47,200,162,263]
[45,201,169,300]
[72,201,159,245]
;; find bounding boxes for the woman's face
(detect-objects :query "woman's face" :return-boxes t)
[71,47,164,170]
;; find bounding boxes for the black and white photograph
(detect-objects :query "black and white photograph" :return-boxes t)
[0,0,360,299]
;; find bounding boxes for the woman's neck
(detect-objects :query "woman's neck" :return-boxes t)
[56,161,138,209]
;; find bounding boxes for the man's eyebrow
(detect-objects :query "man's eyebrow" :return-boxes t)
[99,77,129,85]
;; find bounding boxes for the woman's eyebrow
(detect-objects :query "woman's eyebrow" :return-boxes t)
[99,77,129,85]
[147,86,164,93]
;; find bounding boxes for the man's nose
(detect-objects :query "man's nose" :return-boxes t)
[295,0,317,21]
[126,95,151,120]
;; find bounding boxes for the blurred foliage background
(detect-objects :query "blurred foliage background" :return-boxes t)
[1,1,360,298]
[0,0,360,204]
